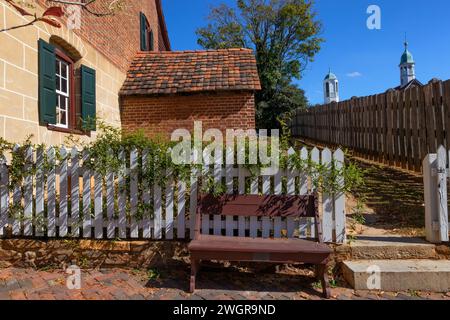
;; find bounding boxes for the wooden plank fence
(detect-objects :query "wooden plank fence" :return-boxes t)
[423,145,450,243]
[0,146,347,243]
[292,79,450,172]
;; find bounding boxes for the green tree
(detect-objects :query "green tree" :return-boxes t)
[196,0,323,129]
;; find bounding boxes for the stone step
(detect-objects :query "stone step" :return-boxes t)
[336,236,450,261]
[342,260,450,292]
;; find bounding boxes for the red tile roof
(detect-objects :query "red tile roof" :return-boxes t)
[120,48,261,96]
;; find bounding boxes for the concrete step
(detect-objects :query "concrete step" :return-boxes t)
[336,236,450,261]
[342,260,450,292]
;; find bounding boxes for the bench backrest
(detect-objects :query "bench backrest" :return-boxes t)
[195,194,323,242]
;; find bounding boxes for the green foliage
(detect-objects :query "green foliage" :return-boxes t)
[197,4,247,49]
[147,268,161,281]
[279,113,365,195]
[196,0,323,129]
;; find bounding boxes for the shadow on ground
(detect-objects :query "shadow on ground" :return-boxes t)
[350,161,426,236]
[144,261,331,297]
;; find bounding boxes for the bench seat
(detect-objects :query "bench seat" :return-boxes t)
[189,235,331,264]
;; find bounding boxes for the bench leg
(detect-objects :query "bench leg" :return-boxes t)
[190,259,199,293]
[316,264,331,299]
[315,265,321,281]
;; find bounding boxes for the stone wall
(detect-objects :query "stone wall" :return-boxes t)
[0,239,189,269]
[2,239,448,271]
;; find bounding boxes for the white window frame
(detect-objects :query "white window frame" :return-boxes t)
[55,57,70,129]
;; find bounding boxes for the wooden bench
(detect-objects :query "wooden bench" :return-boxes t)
[188,193,333,298]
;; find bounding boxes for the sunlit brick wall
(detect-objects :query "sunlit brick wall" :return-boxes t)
[120,92,256,138]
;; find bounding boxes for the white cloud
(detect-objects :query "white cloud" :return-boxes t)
[346,72,363,78]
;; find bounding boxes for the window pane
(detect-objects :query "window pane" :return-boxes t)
[60,111,66,125]
[61,63,68,79]
[60,96,67,110]
[61,78,67,94]
[55,60,60,77]
[56,108,60,124]
[55,75,61,91]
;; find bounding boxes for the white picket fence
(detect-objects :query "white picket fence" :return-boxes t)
[0,146,347,243]
[423,145,450,243]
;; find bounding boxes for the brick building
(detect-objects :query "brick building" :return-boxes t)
[119,49,260,137]
[0,0,259,144]
[0,0,169,145]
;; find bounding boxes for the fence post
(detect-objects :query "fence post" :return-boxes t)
[12,145,22,236]
[189,167,199,240]
[70,148,80,237]
[423,147,449,243]
[129,149,139,238]
[35,148,44,237]
[47,147,56,238]
[106,148,116,239]
[321,148,333,243]
[24,146,33,236]
[334,149,346,244]
[118,148,127,239]
[82,149,92,238]
[0,156,8,237]
[437,147,449,242]
[142,149,152,239]
[59,147,68,238]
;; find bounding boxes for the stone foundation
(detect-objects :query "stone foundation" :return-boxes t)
[0,239,189,269]
[0,238,449,271]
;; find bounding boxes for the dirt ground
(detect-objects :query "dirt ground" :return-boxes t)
[346,160,426,238]
[293,139,429,238]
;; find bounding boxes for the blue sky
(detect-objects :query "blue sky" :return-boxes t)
[163,0,450,104]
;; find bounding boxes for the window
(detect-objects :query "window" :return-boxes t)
[335,82,339,94]
[140,12,154,51]
[38,39,97,133]
[326,82,330,97]
[54,51,73,129]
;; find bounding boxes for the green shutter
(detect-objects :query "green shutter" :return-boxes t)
[149,30,154,51]
[80,65,96,131]
[38,39,56,125]
[140,12,148,51]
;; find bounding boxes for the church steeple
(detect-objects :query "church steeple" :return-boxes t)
[399,40,416,87]
[323,69,339,104]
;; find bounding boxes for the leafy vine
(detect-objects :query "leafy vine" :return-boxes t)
[0,119,365,225]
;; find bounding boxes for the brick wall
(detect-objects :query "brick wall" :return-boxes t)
[37,0,169,72]
[120,91,256,138]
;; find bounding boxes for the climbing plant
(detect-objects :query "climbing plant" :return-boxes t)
[0,119,365,223]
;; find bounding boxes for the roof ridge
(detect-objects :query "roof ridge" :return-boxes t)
[136,48,253,55]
